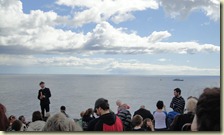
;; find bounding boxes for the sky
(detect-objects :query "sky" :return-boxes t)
[0,0,220,75]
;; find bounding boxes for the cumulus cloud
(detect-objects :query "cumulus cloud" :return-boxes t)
[158,0,220,21]
[56,0,159,26]
[0,0,220,56]
[0,55,219,75]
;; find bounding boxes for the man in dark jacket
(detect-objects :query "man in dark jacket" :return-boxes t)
[87,98,123,131]
[133,105,154,121]
[38,81,51,117]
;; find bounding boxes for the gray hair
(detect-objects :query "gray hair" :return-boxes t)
[43,113,82,131]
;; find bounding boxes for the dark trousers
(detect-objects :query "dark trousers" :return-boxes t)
[40,104,50,117]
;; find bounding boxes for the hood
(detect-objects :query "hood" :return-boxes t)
[99,112,116,125]
[27,120,46,131]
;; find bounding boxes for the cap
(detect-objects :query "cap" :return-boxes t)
[94,98,109,112]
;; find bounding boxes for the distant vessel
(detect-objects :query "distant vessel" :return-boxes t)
[173,78,184,81]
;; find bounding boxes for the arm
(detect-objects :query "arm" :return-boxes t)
[38,90,41,100]
[170,98,174,108]
[48,88,51,98]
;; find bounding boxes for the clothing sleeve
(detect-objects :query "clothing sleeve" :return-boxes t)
[170,98,174,108]
[47,88,51,98]
[37,90,41,100]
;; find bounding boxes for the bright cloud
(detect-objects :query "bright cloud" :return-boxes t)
[158,0,220,21]
[56,0,159,26]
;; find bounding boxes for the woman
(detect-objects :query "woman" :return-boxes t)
[0,103,9,131]
[27,111,46,131]
[153,100,167,131]
[169,96,198,131]
[142,118,154,131]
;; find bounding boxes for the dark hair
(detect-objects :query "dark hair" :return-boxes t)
[18,115,24,121]
[32,111,43,122]
[196,87,220,131]
[174,88,181,95]
[60,106,66,111]
[0,103,9,131]
[8,115,16,121]
[84,108,94,116]
[11,120,22,131]
[39,81,45,85]
[94,98,110,111]
[132,115,143,127]
[156,100,164,109]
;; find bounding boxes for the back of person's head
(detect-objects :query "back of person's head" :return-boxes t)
[11,120,22,131]
[156,100,164,109]
[140,105,145,109]
[0,103,9,131]
[43,113,82,131]
[174,88,181,95]
[18,115,25,123]
[32,111,43,122]
[94,98,110,111]
[80,111,85,118]
[116,100,122,106]
[142,118,152,128]
[132,115,143,127]
[60,106,66,111]
[196,87,220,131]
[84,108,94,116]
[121,104,130,110]
[185,97,198,114]
[8,115,16,124]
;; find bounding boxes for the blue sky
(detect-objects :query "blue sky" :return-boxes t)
[0,0,220,75]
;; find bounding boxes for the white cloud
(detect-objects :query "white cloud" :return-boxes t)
[158,58,167,62]
[0,55,219,75]
[158,0,220,21]
[0,0,220,55]
[56,0,159,26]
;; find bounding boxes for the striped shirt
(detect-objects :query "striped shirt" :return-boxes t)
[170,96,185,114]
[117,109,132,131]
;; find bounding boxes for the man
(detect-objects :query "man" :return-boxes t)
[60,106,69,118]
[87,98,123,131]
[117,104,132,131]
[170,88,185,114]
[133,105,154,121]
[38,81,51,117]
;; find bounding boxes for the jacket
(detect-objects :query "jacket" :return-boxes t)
[88,112,123,131]
[27,120,46,131]
[38,88,51,105]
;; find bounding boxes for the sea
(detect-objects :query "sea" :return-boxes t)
[0,74,220,121]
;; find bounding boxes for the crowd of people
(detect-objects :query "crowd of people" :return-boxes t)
[0,87,220,131]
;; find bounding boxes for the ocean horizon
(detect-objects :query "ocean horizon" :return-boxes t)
[0,74,220,121]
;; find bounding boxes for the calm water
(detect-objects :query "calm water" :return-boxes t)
[0,74,220,121]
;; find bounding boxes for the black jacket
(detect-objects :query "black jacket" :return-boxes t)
[134,108,154,120]
[38,88,51,105]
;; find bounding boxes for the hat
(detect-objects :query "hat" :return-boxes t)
[94,98,109,112]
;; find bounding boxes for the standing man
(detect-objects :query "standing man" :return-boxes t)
[170,88,185,114]
[38,81,51,117]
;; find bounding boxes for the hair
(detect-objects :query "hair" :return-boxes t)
[116,100,122,106]
[142,118,153,131]
[18,115,24,121]
[80,111,85,118]
[11,120,22,131]
[39,81,45,85]
[61,106,66,111]
[95,98,110,111]
[132,115,143,127]
[84,108,94,116]
[8,115,16,123]
[0,103,9,131]
[196,87,220,131]
[43,113,82,131]
[185,97,198,114]
[32,111,43,122]
[156,100,164,109]
[140,105,145,109]
[174,88,181,95]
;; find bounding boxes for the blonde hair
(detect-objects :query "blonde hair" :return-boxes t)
[185,97,198,114]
